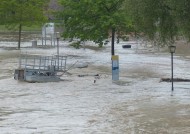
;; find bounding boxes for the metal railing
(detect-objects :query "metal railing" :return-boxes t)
[19,54,67,72]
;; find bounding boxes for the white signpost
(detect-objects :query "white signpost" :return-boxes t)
[42,23,55,46]
[112,55,119,81]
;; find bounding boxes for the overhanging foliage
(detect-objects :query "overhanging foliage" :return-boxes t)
[58,0,133,46]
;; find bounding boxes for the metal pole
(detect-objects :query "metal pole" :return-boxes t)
[57,38,59,70]
[45,26,46,46]
[53,33,55,47]
[171,52,174,92]
[42,26,44,46]
[111,28,115,56]
[51,34,52,46]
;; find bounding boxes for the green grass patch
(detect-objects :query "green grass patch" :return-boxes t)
[0,25,41,32]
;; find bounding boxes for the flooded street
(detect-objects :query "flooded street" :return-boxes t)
[0,38,190,133]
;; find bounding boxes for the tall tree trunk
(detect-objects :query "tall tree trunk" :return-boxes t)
[111,28,115,55]
[18,24,22,49]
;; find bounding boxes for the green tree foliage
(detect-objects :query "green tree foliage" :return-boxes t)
[58,0,133,48]
[127,0,190,45]
[127,0,178,44]
[0,0,50,49]
[58,0,190,48]
[174,0,190,40]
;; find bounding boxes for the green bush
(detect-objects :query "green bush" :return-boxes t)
[121,35,129,41]
[69,41,81,49]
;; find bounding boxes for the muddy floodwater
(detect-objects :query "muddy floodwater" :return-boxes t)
[0,37,190,133]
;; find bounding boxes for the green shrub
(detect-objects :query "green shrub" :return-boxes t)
[69,41,81,49]
[121,35,129,41]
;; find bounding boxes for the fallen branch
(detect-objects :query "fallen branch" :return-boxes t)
[160,78,190,82]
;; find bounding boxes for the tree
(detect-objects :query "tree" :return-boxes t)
[174,0,190,40]
[0,0,50,49]
[58,0,133,55]
[126,0,190,46]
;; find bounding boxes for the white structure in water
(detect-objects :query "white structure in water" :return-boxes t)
[14,54,67,82]
[42,23,55,46]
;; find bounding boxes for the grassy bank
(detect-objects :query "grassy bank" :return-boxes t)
[0,25,41,32]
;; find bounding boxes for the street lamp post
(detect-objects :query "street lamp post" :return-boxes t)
[56,32,60,70]
[168,45,176,92]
